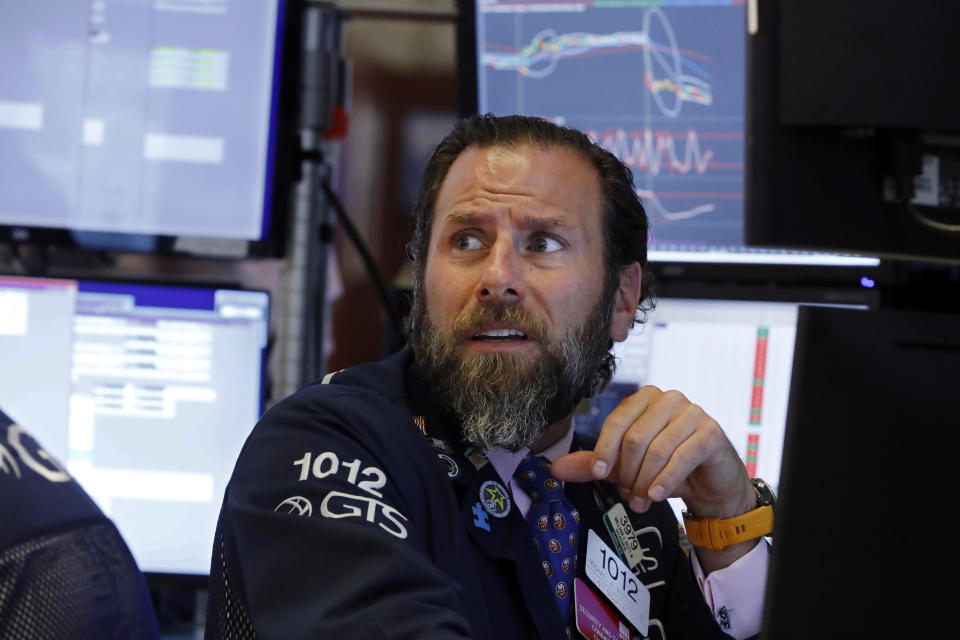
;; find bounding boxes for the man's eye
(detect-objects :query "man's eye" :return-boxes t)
[529,236,564,253]
[454,234,483,250]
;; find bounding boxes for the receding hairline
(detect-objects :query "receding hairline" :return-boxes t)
[429,140,606,230]
[455,136,599,164]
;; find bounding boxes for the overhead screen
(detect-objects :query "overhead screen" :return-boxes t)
[466,0,878,267]
[0,275,269,576]
[573,295,839,522]
[0,0,289,256]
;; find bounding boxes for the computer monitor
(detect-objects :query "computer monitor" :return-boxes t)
[457,0,879,268]
[574,291,848,522]
[0,274,270,576]
[746,1,960,264]
[761,305,958,637]
[0,0,296,257]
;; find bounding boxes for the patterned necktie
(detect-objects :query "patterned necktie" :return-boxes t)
[513,455,580,628]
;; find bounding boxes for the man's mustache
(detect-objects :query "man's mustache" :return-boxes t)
[452,303,548,344]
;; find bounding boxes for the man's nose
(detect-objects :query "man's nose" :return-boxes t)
[475,239,524,303]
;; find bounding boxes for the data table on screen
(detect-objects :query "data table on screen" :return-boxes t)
[0,275,269,576]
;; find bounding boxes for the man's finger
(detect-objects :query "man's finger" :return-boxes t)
[590,386,659,479]
[550,450,600,482]
[623,407,700,503]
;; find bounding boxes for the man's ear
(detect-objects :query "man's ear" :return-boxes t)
[609,263,642,343]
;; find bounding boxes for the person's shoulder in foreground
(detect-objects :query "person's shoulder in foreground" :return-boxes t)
[0,408,159,639]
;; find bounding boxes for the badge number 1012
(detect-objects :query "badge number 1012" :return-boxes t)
[293,451,387,498]
[585,529,650,636]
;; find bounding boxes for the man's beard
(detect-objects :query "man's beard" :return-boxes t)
[409,292,616,452]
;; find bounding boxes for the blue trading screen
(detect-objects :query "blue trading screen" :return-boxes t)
[474,0,876,266]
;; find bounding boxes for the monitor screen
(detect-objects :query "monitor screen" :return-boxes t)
[574,295,822,522]
[462,0,879,267]
[0,274,269,576]
[0,0,291,257]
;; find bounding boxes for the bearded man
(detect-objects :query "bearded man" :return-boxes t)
[206,115,772,640]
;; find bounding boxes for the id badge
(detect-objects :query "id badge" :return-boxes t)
[603,502,644,570]
[583,529,650,636]
[574,578,644,640]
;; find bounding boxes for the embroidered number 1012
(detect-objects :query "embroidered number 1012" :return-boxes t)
[293,451,386,498]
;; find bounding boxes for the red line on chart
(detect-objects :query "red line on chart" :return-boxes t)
[749,327,769,426]
[589,126,737,176]
[745,433,760,478]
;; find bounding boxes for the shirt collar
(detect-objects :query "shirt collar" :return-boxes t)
[485,420,576,486]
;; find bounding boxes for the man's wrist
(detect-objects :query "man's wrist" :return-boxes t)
[684,479,758,520]
[694,536,761,575]
[682,478,775,552]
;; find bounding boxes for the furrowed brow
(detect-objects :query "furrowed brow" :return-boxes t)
[519,215,572,234]
[443,211,486,226]
[443,211,572,232]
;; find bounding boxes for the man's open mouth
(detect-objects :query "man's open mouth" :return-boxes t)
[471,329,528,342]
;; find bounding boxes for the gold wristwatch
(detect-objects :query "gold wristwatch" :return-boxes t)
[682,478,775,550]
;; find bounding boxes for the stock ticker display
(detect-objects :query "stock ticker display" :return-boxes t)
[475,0,865,264]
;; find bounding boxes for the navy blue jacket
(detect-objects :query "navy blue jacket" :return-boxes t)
[0,409,158,639]
[208,349,736,639]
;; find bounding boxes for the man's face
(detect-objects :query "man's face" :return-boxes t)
[410,142,638,451]
[424,142,610,362]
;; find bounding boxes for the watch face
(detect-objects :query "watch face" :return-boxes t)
[752,478,777,508]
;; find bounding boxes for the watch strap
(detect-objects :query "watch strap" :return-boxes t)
[682,505,774,550]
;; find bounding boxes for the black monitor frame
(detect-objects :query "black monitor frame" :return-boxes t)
[745,0,960,265]
[762,304,958,637]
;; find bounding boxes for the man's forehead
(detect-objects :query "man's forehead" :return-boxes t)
[454,140,593,176]
[432,142,602,223]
